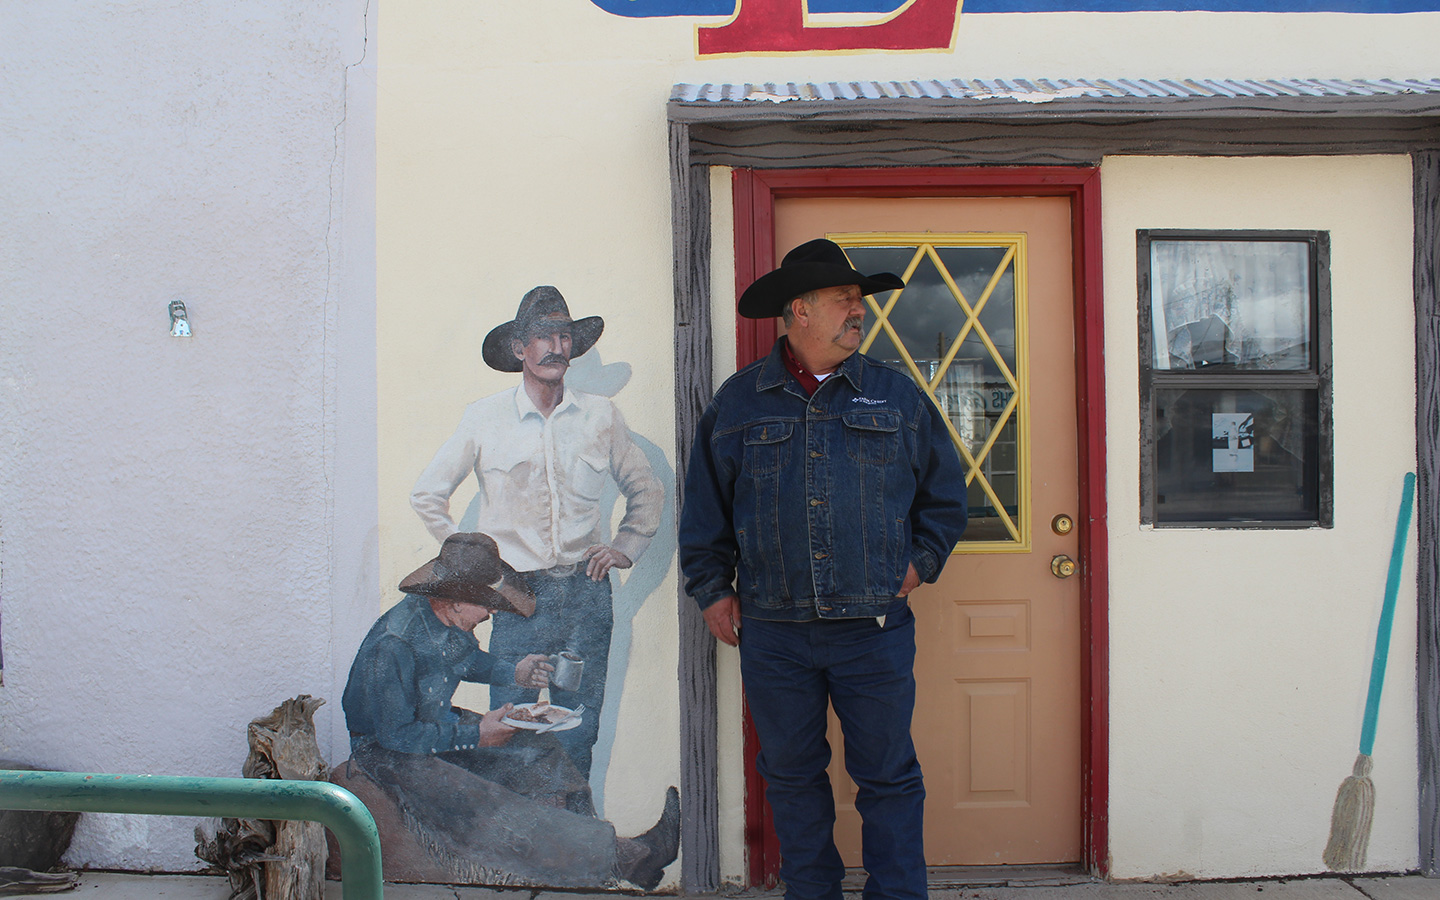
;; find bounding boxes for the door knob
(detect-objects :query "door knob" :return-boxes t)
[1051,555,1077,579]
[1051,514,1074,535]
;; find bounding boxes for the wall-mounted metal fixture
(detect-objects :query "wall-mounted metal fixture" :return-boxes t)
[169,300,191,337]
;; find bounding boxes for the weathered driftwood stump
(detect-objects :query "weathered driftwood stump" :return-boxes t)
[196,695,329,900]
[0,866,79,894]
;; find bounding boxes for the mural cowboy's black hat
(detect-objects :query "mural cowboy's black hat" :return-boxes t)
[482,285,605,372]
[738,239,905,319]
[399,533,536,616]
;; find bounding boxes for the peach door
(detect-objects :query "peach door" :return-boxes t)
[774,196,1082,866]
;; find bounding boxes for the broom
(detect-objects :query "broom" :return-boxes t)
[1323,471,1416,871]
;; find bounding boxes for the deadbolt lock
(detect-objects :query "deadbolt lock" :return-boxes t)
[1051,514,1074,536]
[1051,554,1077,579]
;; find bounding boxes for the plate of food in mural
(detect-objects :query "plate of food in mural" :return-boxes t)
[504,702,583,732]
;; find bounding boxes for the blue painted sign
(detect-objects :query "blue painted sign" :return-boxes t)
[587,0,728,15]
[590,0,1436,14]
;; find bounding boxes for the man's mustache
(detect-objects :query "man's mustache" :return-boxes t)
[843,316,865,333]
[540,353,570,367]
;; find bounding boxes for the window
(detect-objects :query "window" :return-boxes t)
[1138,230,1333,527]
[838,234,1030,550]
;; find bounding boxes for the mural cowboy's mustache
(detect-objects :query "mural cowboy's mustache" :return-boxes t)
[541,353,570,367]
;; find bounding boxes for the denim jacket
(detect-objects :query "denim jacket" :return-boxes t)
[342,595,516,754]
[679,340,968,621]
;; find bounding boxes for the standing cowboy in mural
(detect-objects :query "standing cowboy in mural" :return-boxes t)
[678,240,969,900]
[411,286,664,779]
[341,532,680,889]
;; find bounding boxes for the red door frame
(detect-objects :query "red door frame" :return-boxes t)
[730,166,1110,882]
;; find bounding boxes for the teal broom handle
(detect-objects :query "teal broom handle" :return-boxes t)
[1359,471,1416,757]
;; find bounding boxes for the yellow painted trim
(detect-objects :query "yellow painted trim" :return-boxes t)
[1012,233,1033,556]
[832,232,1033,554]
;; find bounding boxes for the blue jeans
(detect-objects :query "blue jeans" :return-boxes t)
[490,569,612,779]
[740,607,926,900]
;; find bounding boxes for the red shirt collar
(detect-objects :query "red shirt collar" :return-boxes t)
[780,337,822,397]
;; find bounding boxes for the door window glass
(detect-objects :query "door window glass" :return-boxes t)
[839,235,1029,549]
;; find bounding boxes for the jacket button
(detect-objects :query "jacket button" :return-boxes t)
[814,551,827,559]
[810,498,822,506]
[810,451,822,458]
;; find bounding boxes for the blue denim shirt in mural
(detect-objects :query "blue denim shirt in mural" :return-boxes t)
[679,341,968,621]
[342,595,517,755]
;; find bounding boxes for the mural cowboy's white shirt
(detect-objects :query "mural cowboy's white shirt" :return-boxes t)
[411,384,663,573]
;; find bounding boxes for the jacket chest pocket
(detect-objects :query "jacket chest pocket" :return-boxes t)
[417,672,454,710]
[843,409,901,464]
[742,421,793,475]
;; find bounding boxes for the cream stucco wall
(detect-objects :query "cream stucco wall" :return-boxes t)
[708,166,749,883]
[376,3,691,858]
[1101,155,1419,879]
[378,0,1438,887]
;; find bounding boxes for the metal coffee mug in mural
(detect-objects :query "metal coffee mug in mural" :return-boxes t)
[549,649,584,693]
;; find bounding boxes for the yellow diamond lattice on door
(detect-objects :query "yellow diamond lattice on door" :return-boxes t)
[831,234,1031,552]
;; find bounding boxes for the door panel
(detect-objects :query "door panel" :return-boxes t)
[775,195,1082,866]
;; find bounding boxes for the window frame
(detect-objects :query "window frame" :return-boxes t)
[1137,228,1334,529]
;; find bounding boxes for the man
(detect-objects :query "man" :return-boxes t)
[678,239,968,900]
[411,285,664,778]
[342,532,679,889]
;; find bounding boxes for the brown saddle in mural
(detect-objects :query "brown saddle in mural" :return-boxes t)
[326,758,456,885]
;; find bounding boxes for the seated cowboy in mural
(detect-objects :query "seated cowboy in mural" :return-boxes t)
[410,285,664,780]
[340,532,680,889]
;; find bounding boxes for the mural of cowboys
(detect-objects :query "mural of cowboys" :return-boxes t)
[340,532,680,889]
[410,285,665,778]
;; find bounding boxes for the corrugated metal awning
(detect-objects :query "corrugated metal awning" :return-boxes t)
[670,77,1440,122]
[673,77,1440,105]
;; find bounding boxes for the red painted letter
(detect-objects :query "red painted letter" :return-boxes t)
[698,0,960,54]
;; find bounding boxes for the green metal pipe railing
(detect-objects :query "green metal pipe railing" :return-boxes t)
[0,769,383,900]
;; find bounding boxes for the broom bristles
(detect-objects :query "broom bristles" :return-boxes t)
[1323,753,1375,871]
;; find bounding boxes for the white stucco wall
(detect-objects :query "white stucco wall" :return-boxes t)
[1102,155,1419,879]
[379,0,1438,886]
[0,0,374,870]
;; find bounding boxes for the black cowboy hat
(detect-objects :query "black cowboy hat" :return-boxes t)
[399,533,536,616]
[738,239,905,319]
[482,286,604,373]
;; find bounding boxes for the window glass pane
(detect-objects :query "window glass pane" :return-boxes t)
[851,247,963,362]
[848,242,1022,544]
[843,245,913,282]
[1153,387,1319,523]
[1150,240,1311,371]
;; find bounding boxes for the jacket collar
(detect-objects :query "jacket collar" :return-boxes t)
[756,338,865,394]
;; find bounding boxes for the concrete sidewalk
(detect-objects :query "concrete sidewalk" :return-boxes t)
[56,872,1440,900]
